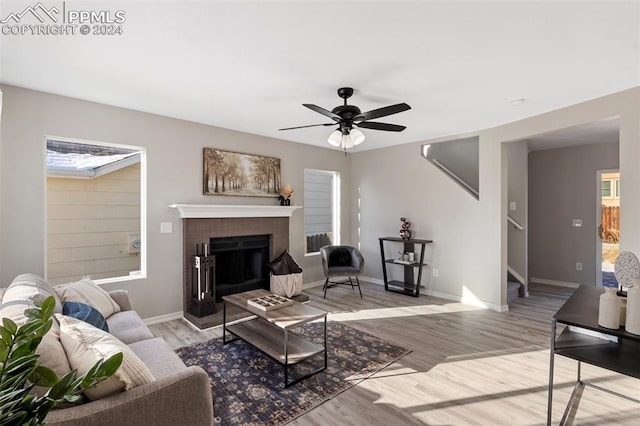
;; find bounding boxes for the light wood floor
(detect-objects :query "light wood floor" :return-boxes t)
[149,283,640,425]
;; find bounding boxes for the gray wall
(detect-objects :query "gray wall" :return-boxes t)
[528,142,619,286]
[0,85,351,319]
[506,140,528,285]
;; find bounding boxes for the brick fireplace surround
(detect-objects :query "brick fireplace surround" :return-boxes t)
[170,205,301,329]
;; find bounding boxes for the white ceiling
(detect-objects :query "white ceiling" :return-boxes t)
[1,1,638,152]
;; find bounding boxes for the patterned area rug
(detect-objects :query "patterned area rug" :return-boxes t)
[176,321,410,426]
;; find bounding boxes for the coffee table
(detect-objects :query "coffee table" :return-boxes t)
[222,289,327,388]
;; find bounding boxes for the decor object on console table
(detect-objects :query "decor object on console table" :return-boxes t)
[598,286,620,329]
[379,237,432,297]
[399,217,412,240]
[626,284,640,335]
[614,250,640,293]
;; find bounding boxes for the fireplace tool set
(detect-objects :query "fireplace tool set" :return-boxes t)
[191,243,216,317]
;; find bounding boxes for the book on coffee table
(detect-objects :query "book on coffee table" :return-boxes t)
[247,294,293,311]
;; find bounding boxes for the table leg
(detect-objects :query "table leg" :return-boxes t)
[547,319,556,425]
[222,300,227,345]
[284,328,289,387]
[323,316,328,369]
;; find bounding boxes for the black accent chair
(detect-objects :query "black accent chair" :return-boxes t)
[320,245,364,298]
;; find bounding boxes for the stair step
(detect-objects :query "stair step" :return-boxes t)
[507,280,520,303]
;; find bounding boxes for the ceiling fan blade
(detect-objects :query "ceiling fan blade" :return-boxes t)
[278,123,335,131]
[303,104,342,121]
[357,121,406,132]
[354,103,411,122]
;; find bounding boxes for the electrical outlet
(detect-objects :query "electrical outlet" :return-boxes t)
[432,268,439,277]
[576,263,583,271]
[509,201,516,211]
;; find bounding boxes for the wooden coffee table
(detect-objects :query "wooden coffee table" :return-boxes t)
[222,289,327,387]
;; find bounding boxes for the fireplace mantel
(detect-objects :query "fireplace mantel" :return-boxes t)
[169,204,302,219]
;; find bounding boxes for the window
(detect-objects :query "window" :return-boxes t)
[304,169,340,254]
[601,180,612,198]
[45,137,146,284]
[601,178,620,199]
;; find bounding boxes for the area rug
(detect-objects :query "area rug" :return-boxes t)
[176,321,410,426]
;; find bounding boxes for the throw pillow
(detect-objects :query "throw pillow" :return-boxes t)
[56,314,155,401]
[2,273,63,315]
[63,301,109,332]
[329,247,352,267]
[55,277,121,319]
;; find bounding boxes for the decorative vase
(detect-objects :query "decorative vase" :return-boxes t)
[620,296,627,326]
[598,287,620,329]
[626,286,640,335]
[399,217,412,240]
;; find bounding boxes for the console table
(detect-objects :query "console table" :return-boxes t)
[379,237,432,297]
[547,284,640,425]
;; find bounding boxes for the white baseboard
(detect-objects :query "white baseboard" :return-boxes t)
[361,276,508,312]
[142,311,183,326]
[530,277,580,288]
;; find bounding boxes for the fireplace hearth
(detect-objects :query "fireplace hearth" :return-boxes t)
[177,209,296,329]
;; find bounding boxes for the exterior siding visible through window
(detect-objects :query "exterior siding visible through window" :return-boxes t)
[304,169,339,254]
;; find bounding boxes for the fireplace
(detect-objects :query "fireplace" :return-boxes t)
[210,234,270,301]
[172,204,301,329]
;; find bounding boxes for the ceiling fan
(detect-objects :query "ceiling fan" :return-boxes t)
[279,87,411,152]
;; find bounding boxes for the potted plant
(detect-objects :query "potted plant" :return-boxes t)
[0,296,122,425]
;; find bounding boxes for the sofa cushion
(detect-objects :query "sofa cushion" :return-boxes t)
[128,338,187,379]
[56,314,155,401]
[0,299,35,326]
[63,302,109,332]
[106,311,154,345]
[55,277,121,319]
[2,273,62,314]
[0,299,71,395]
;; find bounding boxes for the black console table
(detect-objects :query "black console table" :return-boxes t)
[379,237,432,297]
[547,284,640,425]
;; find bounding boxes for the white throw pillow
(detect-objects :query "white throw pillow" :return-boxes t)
[56,314,155,401]
[3,273,62,314]
[55,277,120,319]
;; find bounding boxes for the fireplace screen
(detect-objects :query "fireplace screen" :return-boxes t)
[210,234,271,301]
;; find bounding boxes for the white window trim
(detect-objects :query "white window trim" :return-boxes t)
[44,135,147,284]
[303,169,340,256]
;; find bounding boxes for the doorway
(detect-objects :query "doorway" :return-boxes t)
[596,169,620,287]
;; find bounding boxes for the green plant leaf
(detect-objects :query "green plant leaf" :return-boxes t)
[2,318,17,336]
[101,352,123,377]
[29,366,58,388]
[0,327,13,345]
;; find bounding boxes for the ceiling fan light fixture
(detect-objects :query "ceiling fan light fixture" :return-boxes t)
[350,128,365,146]
[327,130,342,147]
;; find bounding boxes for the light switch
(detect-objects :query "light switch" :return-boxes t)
[509,201,517,211]
[160,222,172,233]
[572,219,582,227]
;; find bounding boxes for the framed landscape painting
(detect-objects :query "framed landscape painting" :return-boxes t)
[203,148,281,197]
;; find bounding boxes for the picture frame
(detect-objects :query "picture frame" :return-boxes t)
[203,148,281,197]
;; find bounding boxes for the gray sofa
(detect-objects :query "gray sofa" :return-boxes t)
[0,278,213,426]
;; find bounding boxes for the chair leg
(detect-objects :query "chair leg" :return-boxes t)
[355,276,363,298]
[323,278,329,299]
[348,277,355,289]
